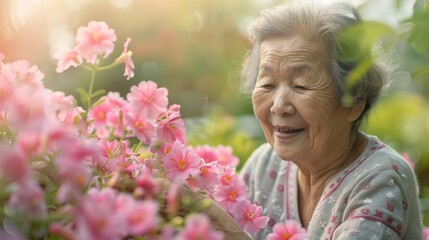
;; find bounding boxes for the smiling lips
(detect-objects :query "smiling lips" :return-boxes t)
[274,126,304,133]
[274,126,304,139]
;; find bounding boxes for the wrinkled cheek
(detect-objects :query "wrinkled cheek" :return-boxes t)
[252,97,273,144]
[303,108,333,150]
[251,95,266,122]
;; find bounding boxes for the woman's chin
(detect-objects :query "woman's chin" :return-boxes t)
[273,144,294,161]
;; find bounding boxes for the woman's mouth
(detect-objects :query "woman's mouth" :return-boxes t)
[275,128,303,133]
[274,126,304,140]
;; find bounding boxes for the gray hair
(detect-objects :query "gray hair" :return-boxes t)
[241,1,391,130]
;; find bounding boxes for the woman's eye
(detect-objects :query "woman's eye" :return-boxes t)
[294,85,307,90]
[261,84,274,89]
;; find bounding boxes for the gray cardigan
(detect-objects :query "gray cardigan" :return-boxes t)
[240,134,423,239]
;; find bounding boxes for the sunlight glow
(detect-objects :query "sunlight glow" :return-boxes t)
[65,0,95,10]
[110,0,134,10]
[9,0,56,32]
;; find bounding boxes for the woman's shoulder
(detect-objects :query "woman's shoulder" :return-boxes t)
[361,135,416,178]
[331,134,420,201]
[320,134,419,201]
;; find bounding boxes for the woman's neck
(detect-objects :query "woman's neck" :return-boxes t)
[296,131,368,227]
[297,131,367,186]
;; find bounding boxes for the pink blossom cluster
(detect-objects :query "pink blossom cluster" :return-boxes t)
[54,21,134,79]
[0,21,270,240]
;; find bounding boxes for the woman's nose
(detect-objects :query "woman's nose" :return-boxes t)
[270,87,295,116]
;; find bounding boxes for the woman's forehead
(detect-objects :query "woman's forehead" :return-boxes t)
[259,35,329,66]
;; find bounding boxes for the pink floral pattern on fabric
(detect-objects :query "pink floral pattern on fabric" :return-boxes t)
[347,209,402,236]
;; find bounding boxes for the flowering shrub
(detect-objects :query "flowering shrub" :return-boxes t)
[0,21,278,239]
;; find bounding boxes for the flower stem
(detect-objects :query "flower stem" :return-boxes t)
[87,69,96,109]
[96,60,121,71]
[134,140,144,153]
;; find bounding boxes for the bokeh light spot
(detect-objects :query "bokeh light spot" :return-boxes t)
[181,11,203,32]
[141,61,159,76]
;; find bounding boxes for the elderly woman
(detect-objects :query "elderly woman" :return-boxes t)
[237,1,424,239]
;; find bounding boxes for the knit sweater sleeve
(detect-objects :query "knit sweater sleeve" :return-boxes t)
[332,156,423,239]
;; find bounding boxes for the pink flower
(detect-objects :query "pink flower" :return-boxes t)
[266,220,307,240]
[156,104,186,144]
[97,139,138,175]
[213,179,247,210]
[163,140,203,181]
[88,101,111,138]
[45,90,76,116]
[104,92,130,138]
[75,21,117,64]
[166,181,182,216]
[187,161,220,192]
[74,188,126,240]
[97,139,124,173]
[6,87,50,131]
[56,160,91,203]
[55,139,100,203]
[160,225,175,240]
[49,222,75,240]
[177,214,223,240]
[127,81,168,120]
[54,45,82,73]
[135,169,159,197]
[115,194,158,236]
[198,162,220,189]
[124,112,156,144]
[44,90,83,133]
[106,91,128,108]
[4,60,44,90]
[115,37,135,80]
[16,131,42,157]
[7,180,47,218]
[219,166,240,185]
[230,200,269,234]
[193,145,219,163]
[216,145,239,168]
[0,74,14,109]
[0,144,30,184]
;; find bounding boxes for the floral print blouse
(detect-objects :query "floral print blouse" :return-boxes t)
[240,134,423,239]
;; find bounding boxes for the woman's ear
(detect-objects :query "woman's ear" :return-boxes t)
[346,99,366,122]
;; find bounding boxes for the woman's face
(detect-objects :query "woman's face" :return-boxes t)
[252,35,356,163]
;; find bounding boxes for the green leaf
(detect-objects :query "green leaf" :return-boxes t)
[132,143,138,152]
[408,10,429,50]
[342,56,375,106]
[413,66,429,79]
[338,21,394,61]
[76,87,89,106]
[395,0,405,10]
[91,89,107,98]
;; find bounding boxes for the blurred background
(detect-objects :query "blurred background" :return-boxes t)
[1,0,428,223]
